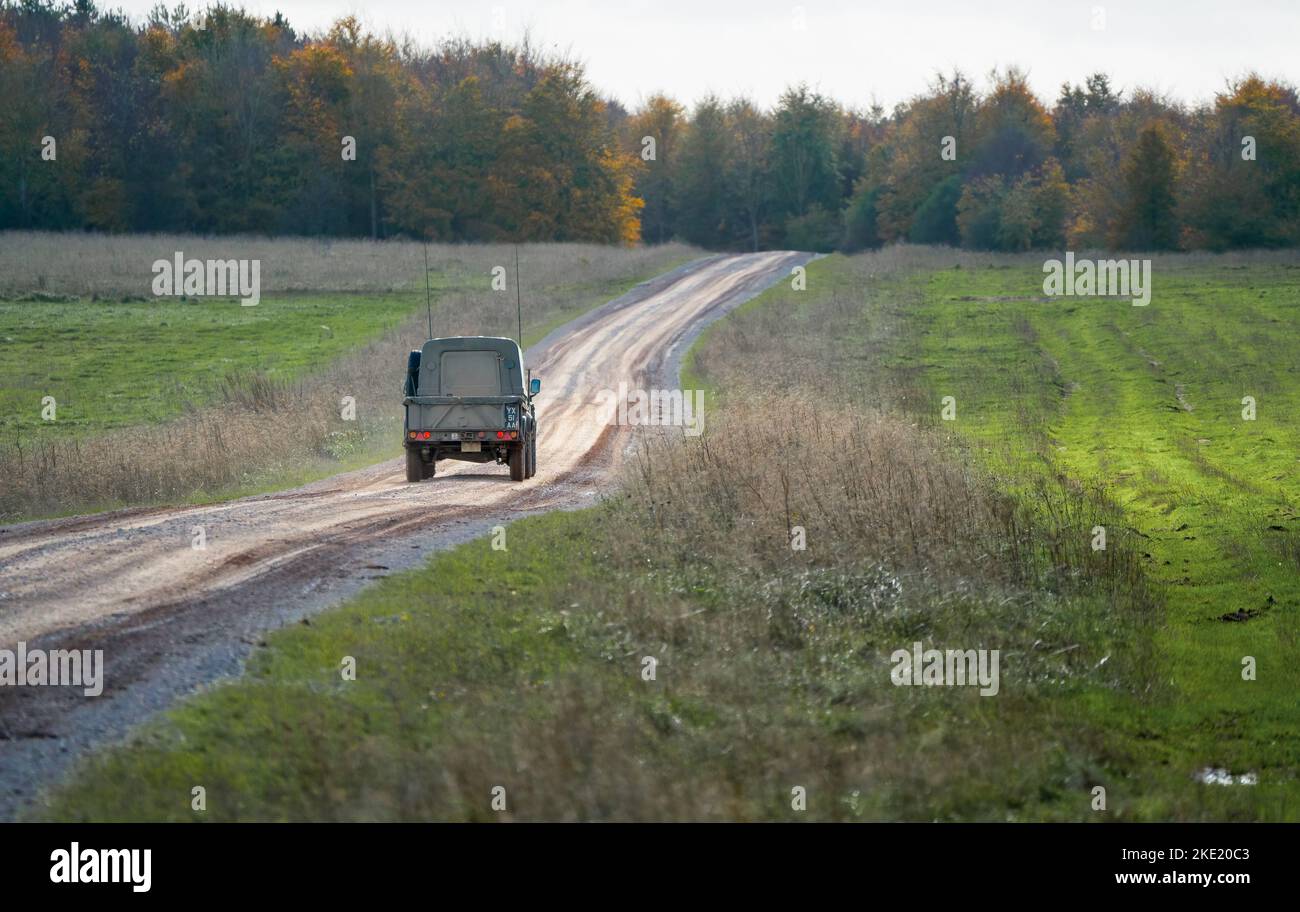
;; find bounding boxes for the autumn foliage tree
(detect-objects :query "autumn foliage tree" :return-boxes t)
[623,94,684,245]
[1112,123,1179,249]
[0,2,642,244]
[1180,76,1300,249]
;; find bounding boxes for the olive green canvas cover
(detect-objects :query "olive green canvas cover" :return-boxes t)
[405,336,526,432]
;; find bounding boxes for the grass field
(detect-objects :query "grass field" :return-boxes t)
[904,257,1300,813]
[0,232,696,521]
[34,247,1299,821]
[0,292,421,435]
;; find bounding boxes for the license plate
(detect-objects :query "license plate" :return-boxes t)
[460,441,481,452]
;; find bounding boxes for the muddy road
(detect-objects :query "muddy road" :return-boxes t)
[0,251,808,818]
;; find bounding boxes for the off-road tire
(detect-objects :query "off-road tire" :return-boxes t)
[405,447,423,483]
[422,455,437,479]
[509,443,526,481]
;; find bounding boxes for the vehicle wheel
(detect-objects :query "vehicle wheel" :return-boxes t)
[422,455,437,479]
[509,443,526,481]
[526,433,536,478]
[405,447,423,483]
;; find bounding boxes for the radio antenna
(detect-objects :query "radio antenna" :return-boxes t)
[423,241,433,340]
[514,244,523,347]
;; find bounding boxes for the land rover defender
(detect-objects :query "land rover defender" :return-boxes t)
[403,336,540,482]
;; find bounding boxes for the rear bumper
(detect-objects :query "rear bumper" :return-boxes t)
[406,437,522,466]
[405,430,521,445]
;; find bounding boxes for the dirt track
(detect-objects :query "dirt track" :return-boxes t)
[0,250,808,817]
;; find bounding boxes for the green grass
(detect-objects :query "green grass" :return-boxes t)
[0,292,424,437]
[905,260,1300,813]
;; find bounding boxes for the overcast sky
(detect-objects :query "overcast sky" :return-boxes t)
[110,0,1296,110]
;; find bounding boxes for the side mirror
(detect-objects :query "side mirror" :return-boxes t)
[529,377,541,396]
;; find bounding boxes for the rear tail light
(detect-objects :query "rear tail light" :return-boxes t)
[408,431,416,439]
[509,431,518,439]
[496,431,505,439]
[420,431,431,440]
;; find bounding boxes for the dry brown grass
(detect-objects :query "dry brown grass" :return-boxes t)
[0,230,695,297]
[625,396,1011,574]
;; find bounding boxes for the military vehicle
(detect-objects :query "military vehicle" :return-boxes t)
[403,336,540,482]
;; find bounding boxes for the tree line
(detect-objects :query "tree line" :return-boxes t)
[3,2,1298,252]
[1,2,642,243]
[638,70,1300,253]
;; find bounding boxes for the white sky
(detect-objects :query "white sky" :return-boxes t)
[110,0,1296,110]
